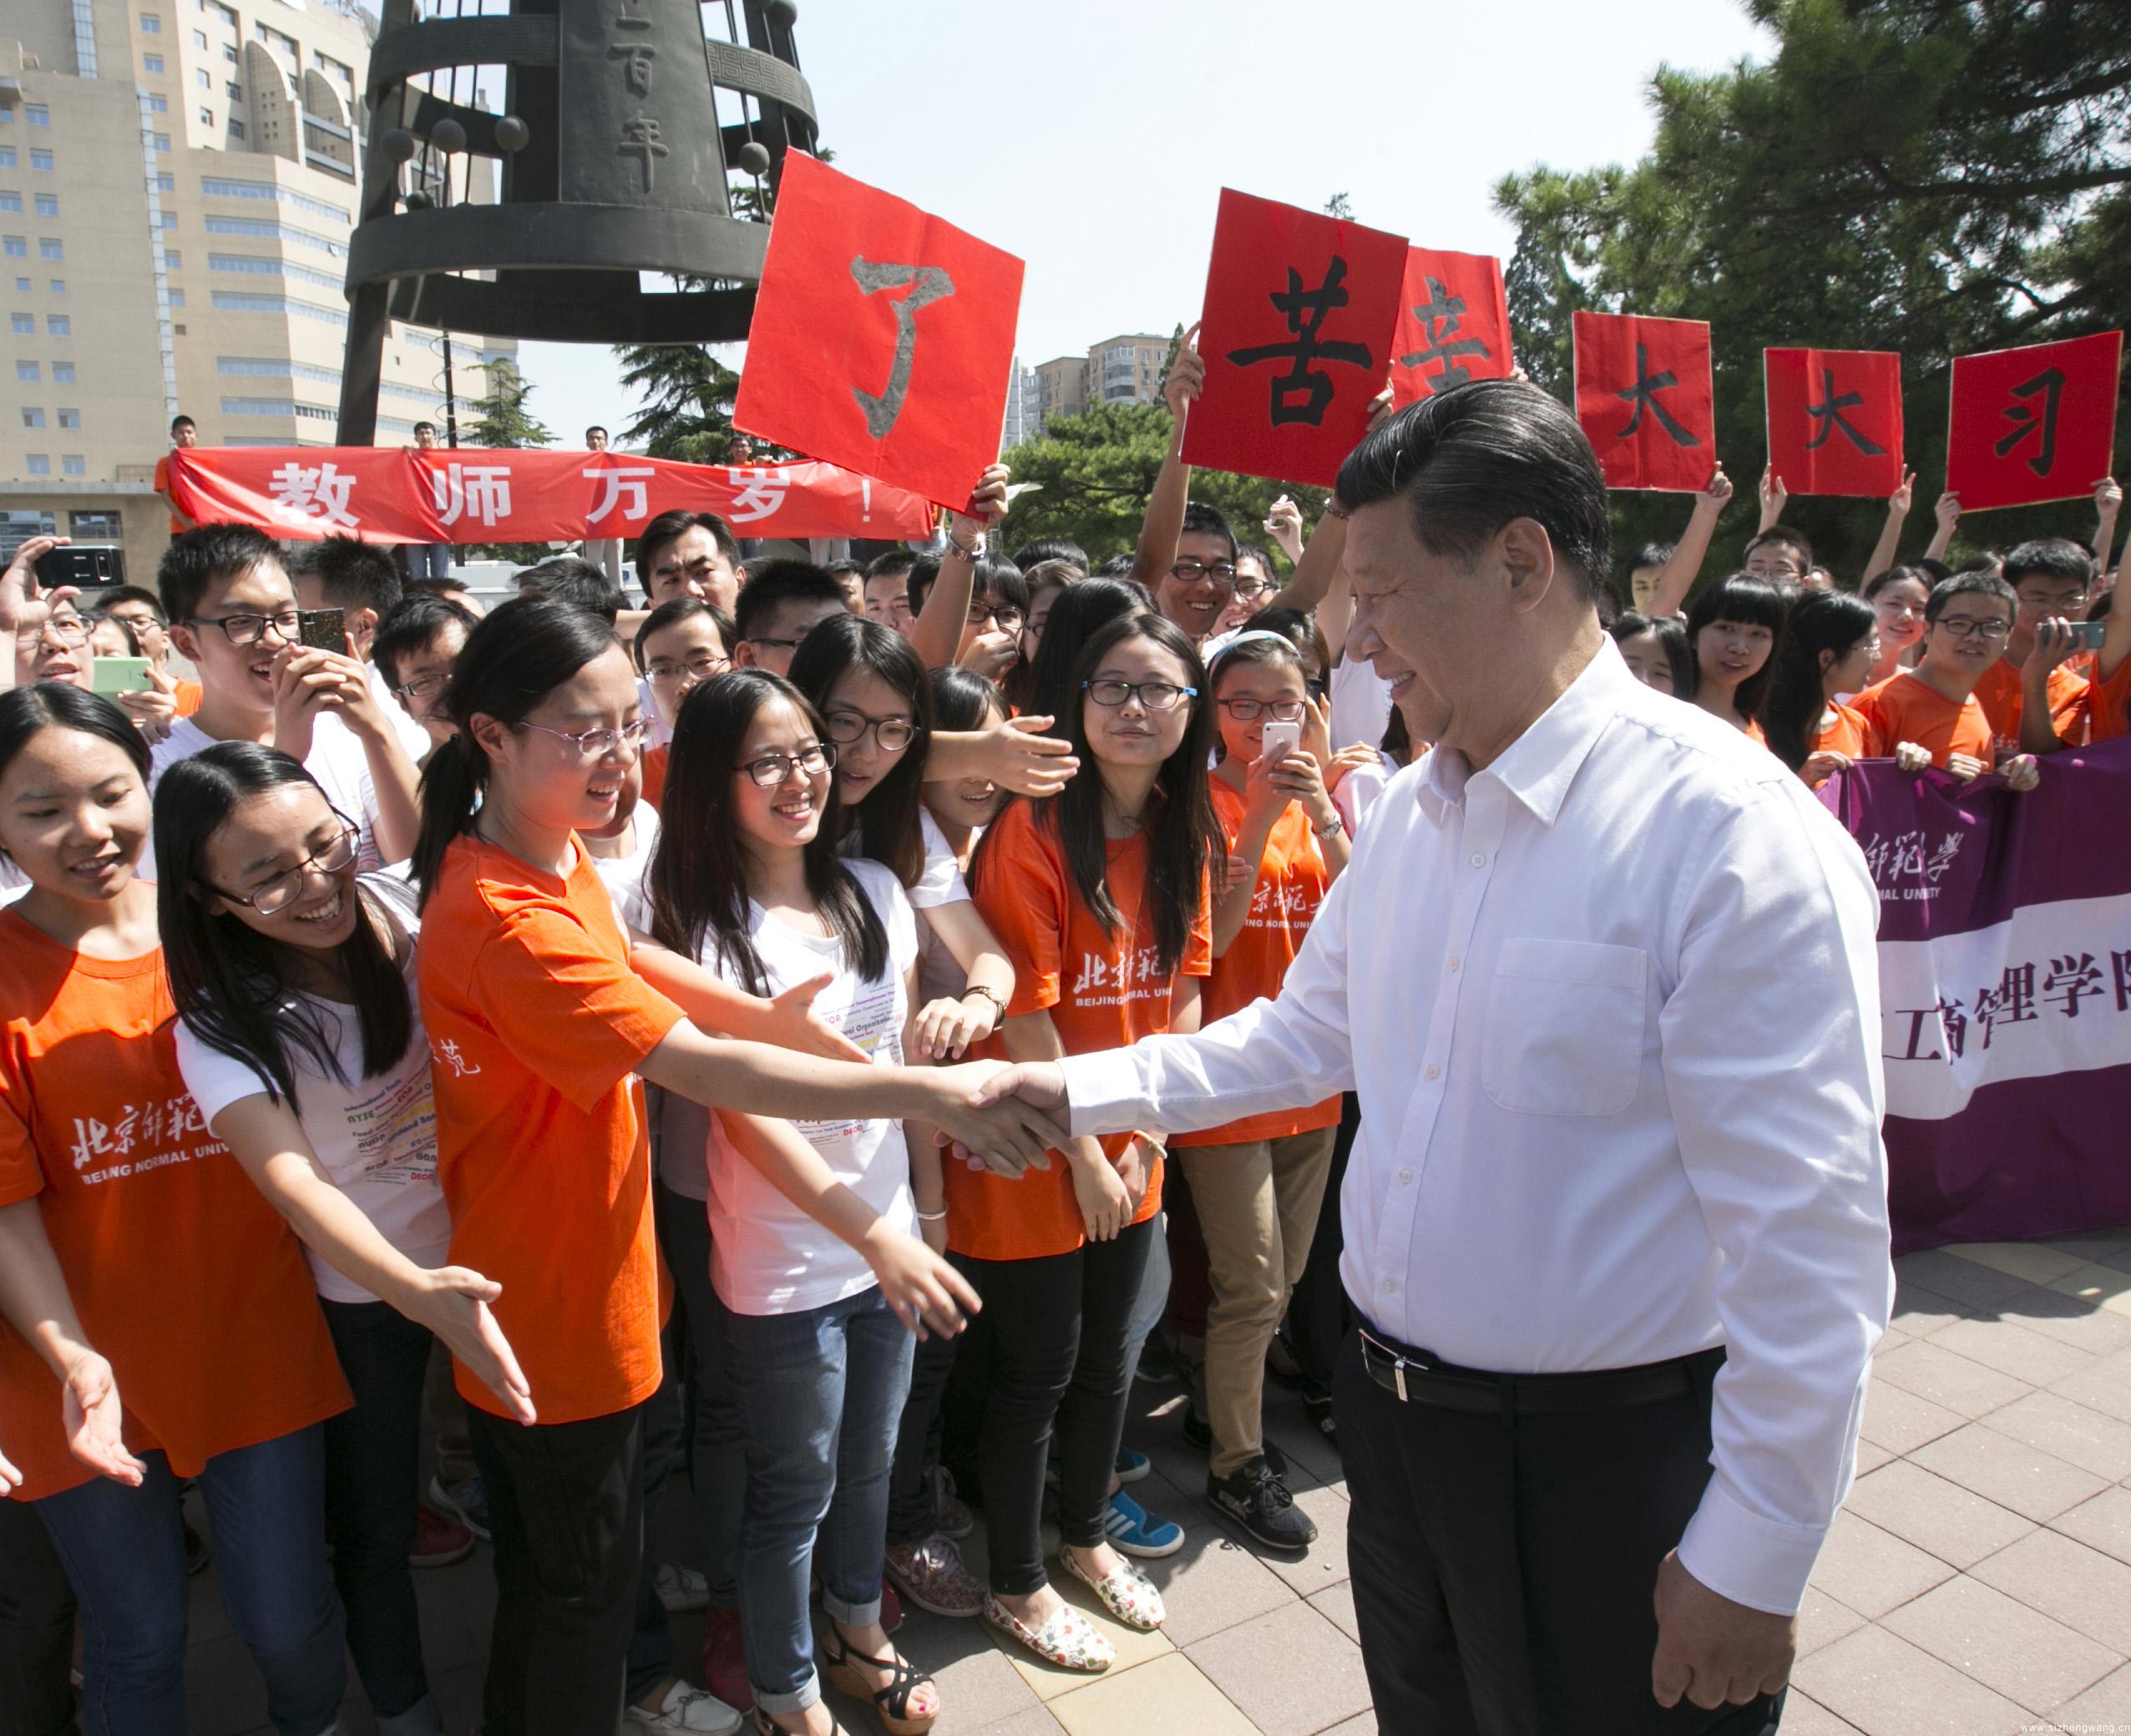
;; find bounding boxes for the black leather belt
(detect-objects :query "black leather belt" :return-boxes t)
[1357,1324,1724,1415]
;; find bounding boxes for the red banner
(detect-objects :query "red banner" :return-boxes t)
[733,152,1025,514]
[1764,347,1905,498]
[1572,311,1715,492]
[1946,330,2123,512]
[165,447,933,545]
[1182,188,1407,488]
[1388,247,1513,407]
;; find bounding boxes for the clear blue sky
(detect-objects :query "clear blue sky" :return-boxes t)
[513,0,1775,445]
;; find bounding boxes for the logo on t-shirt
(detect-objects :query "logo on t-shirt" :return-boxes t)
[1071,945,1169,1007]
[69,1094,220,1184]
[1247,878,1319,929]
[430,1038,483,1078]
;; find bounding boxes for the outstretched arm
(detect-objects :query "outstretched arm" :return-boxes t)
[1645,467,1734,622]
[906,464,1010,671]
[1856,470,1915,588]
[1128,325,1203,593]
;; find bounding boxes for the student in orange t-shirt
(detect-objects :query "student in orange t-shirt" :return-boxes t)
[1174,630,1347,1551]
[2023,589,2131,752]
[151,413,198,539]
[408,597,1007,1736]
[633,595,734,810]
[962,612,1220,1671]
[0,685,352,1734]
[1759,592,1882,787]
[1854,573,2042,791]
[1977,537,2095,745]
[1683,574,1787,743]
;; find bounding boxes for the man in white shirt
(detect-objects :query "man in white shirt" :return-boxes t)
[971,380,1892,1733]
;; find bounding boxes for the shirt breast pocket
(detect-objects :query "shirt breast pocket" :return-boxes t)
[1480,939,1648,1117]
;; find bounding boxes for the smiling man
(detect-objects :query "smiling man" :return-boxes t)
[972,379,1892,1733]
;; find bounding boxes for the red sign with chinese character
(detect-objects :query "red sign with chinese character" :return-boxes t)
[1388,248,1513,408]
[1182,188,1408,488]
[1764,347,1905,499]
[1572,311,1716,492]
[1946,331,2123,512]
[732,152,1025,514]
[164,447,933,544]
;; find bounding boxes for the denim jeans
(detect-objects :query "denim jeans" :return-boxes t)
[652,1179,744,1608]
[35,1429,345,1736]
[413,543,451,580]
[722,1284,914,1716]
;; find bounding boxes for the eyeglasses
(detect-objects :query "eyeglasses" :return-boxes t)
[823,710,917,752]
[514,717,650,758]
[392,671,450,702]
[1231,575,1278,600]
[210,817,358,916]
[39,614,90,645]
[1216,696,1306,723]
[646,655,729,685]
[965,604,1025,633]
[1932,616,2011,640]
[188,610,301,647]
[1168,560,1238,590]
[740,743,834,787]
[1083,678,1197,712]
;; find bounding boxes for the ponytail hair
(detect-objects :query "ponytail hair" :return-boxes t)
[412,595,621,904]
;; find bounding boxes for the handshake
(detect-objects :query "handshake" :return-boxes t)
[910,1060,1072,1176]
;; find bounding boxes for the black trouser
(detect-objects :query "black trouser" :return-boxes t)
[1333,1320,1786,1736]
[626,1358,681,1704]
[465,1400,647,1736]
[1283,1091,1358,1403]
[949,1218,1155,1595]
[0,1492,77,1736]
[885,1329,960,1547]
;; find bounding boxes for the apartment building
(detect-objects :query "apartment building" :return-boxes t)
[1025,332,1172,438]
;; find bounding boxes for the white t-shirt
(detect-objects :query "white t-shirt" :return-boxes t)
[149,713,388,873]
[590,802,661,934]
[686,857,919,1314]
[1329,655,1395,757]
[839,809,969,911]
[175,871,449,1306]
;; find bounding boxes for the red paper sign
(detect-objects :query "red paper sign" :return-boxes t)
[1764,348,1905,499]
[1182,188,1407,488]
[1388,247,1513,407]
[165,447,933,544]
[1572,311,1716,492]
[1946,331,2123,512]
[732,152,1025,513]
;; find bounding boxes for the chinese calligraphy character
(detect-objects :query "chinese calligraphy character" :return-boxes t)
[1994,366,2064,478]
[429,463,513,529]
[1936,996,1968,1060]
[848,258,955,439]
[1886,1006,1946,1062]
[1226,257,1375,428]
[1925,832,1964,882]
[69,1116,112,1170]
[585,463,655,525]
[2113,949,2131,1014]
[612,0,650,28]
[1972,964,2037,1047]
[1072,954,1111,997]
[1614,342,1702,447]
[608,42,656,96]
[1805,367,1886,456]
[268,460,359,528]
[725,467,790,525]
[2044,953,2106,1018]
[618,116,668,193]
[1396,276,1491,397]
[432,1040,482,1079]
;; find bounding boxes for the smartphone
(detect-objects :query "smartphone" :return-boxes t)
[2066,620,2107,652]
[1260,719,1303,762]
[297,607,347,653]
[34,545,125,589]
[89,655,151,696]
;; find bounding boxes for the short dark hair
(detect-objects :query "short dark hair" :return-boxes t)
[159,521,283,624]
[1178,501,1237,559]
[635,509,740,580]
[1630,542,1675,573]
[1010,536,1089,575]
[825,558,864,582]
[1745,526,1815,571]
[634,596,736,672]
[170,414,195,435]
[1925,570,2016,625]
[1234,541,1280,584]
[865,549,917,580]
[1953,550,2005,578]
[906,554,1027,621]
[517,554,625,624]
[1096,552,1137,578]
[2002,537,2096,593]
[287,534,402,620]
[1335,377,1611,603]
[95,585,166,622]
[733,559,850,644]
[403,575,476,603]
[585,424,609,441]
[412,420,437,437]
[372,591,478,688]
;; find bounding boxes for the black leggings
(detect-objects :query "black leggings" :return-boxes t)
[949,1219,1154,1597]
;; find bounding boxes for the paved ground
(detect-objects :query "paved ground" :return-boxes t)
[180,1227,2131,1736]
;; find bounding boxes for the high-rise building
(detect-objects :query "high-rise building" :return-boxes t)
[0,0,513,579]
[1026,331,1173,439]
[1000,356,1035,453]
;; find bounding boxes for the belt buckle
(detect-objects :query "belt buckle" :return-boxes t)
[1364,1329,1420,1403]
[1393,1359,1408,1403]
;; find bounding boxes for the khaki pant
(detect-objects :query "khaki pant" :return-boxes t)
[1176,1126,1338,1477]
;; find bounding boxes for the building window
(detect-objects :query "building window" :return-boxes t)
[155,172,174,191]
[227,119,244,139]
[31,150,53,171]
[167,288,184,306]
[69,509,118,536]
[0,195,18,214]
[12,276,26,292]
[144,51,165,71]
[191,27,205,47]
[27,107,50,126]
[152,134,170,153]
[139,13,162,32]
[2,236,23,258]
[0,149,13,168]
[162,248,180,268]
[33,194,56,216]
[22,408,45,428]
[222,43,236,63]
[26,456,50,476]
[194,67,208,89]
[47,280,62,295]
[62,456,84,476]
[47,315,68,335]
[198,107,214,127]
[9,313,32,334]
[160,210,175,229]
[226,82,241,100]
[148,92,168,112]
[14,361,36,382]
[52,362,73,382]
[57,409,79,429]
[38,239,60,261]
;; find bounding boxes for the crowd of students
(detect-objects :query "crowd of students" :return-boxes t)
[0,337,2123,1736]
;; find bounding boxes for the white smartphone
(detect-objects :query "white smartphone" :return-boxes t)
[1259,719,1302,762]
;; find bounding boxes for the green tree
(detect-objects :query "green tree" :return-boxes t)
[615,342,747,463]
[460,357,554,563]
[1496,0,2130,591]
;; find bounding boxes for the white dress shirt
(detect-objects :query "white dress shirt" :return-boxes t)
[1059,638,1893,1617]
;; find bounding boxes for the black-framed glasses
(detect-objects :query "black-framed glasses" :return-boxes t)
[210,815,358,916]
[646,654,729,686]
[965,604,1025,633]
[1168,560,1238,590]
[739,742,834,787]
[514,717,650,758]
[188,609,301,647]
[1217,696,1306,723]
[823,710,917,752]
[1933,616,2011,641]
[1231,575,1278,600]
[1083,678,1197,712]
[392,671,450,702]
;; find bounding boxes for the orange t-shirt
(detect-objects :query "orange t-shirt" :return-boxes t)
[1972,656,2090,742]
[1815,702,1871,760]
[1855,671,1993,768]
[956,798,1212,1263]
[154,454,185,535]
[0,915,347,1502]
[640,743,669,811]
[2081,652,2130,744]
[418,833,686,1423]
[1175,782,1340,1148]
[172,677,204,717]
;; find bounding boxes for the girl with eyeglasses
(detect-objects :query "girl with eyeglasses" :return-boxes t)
[0,686,354,1736]
[155,741,533,1736]
[958,612,1221,1670]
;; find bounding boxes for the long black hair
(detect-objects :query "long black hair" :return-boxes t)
[1023,576,1150,726]
[0,683,151,794]
[410,595,622,904]
[644,671,887,997]
[786,613,934,888]
[979,611,1220,979]
[1609,610,1695,694]
[1683,573,1789,721]
[1760,592,1878,772]
[156,743,411,1105]
[929,664,1008,735]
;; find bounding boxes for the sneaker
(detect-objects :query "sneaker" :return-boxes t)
[655,1561,710,1612]
[625,1683,742,1733]
[1207,1458,1317,1552]
[699,1607,752,1714]
[932,1464,974,1541]
[427,1472,491,1543]
[1113,1445,1151,1485]
[410,1502,474,1569]
[883,1533,985,1619]
[1098,1489,1183,1559]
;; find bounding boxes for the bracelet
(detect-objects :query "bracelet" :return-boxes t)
[941,524,984,559]
[915,1207,948,1222]
[961,982,1007,1025]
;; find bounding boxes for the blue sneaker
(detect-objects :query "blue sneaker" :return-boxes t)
[1101,1489,1183,1558]
[1114,1445,1151,1485]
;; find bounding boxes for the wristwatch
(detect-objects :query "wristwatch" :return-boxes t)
[961,982,1007,1027]
[942,524,985,559]
[1313,809,1345,839]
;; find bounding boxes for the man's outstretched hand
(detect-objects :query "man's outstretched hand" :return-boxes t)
[921,1062,1071,1177]
[937,1063,1071,1174]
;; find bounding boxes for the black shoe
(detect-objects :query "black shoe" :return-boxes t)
[1207,1458,1318,1552]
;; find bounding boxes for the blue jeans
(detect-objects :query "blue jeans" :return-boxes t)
[722,1284,914,1716]
[35,1428,344,1736]
[413,543,451,580]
